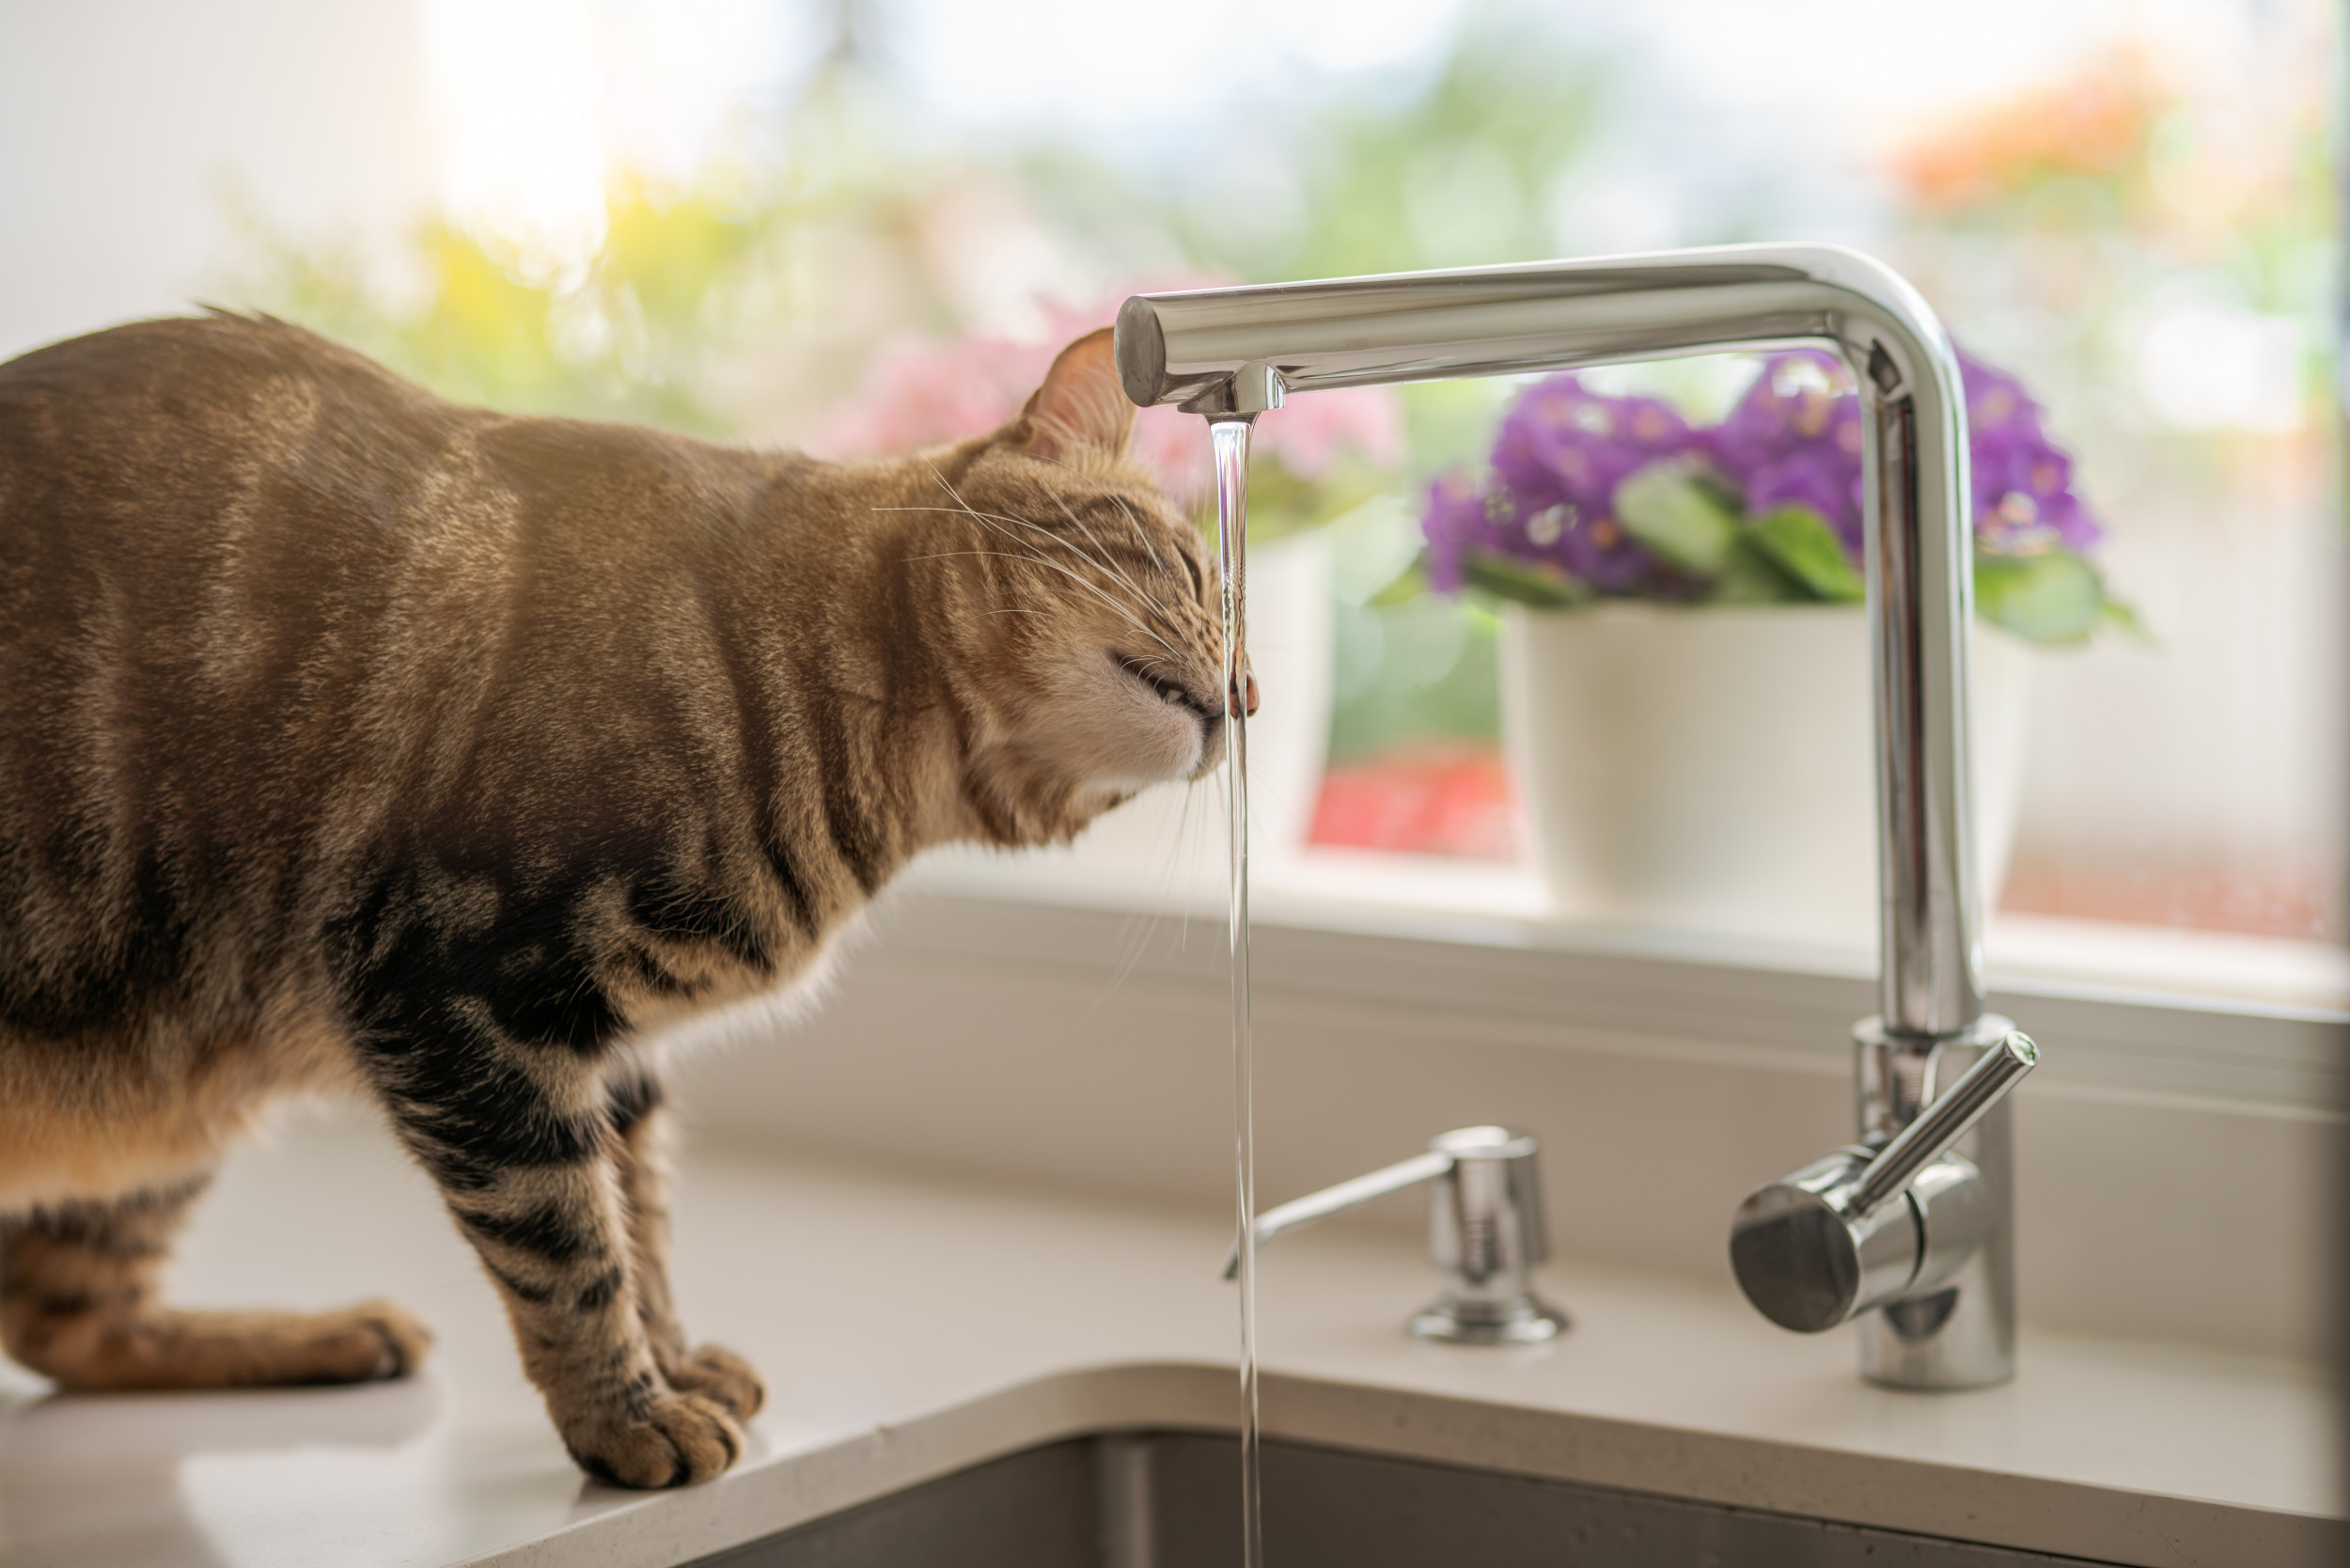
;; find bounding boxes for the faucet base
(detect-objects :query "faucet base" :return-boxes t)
[1853,1017,2019,1389]
[1859,1242,2015,1392]
[1408,1292,1568,1346]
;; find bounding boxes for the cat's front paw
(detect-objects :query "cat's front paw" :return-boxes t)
[564,1392,744,1489]
[664,1342,763,1420]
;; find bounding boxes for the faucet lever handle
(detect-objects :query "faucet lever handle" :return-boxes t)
[1221,1149,1452,1280]
[1731,1029,2038,1338]
[1848,1031,2037,1216]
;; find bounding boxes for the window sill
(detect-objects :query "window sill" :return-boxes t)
[897,843,2348,1109]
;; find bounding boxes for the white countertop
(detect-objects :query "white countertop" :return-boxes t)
[0,1107,2336,1568]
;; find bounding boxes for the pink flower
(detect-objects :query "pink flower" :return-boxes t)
[1129,384,1409,512]
[811,279,1406,514]
[1256,384,1407,480]
[804,334,1055,461]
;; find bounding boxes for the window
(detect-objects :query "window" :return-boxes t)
[9,0,2336,996]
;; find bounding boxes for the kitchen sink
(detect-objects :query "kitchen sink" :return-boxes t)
[685,1431,2115,1567]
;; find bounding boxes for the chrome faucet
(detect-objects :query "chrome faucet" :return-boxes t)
[1118,243,2040,1388]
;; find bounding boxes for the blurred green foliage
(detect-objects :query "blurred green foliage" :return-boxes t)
[1188,27,1598,281]
[1137,12,1606,759]
[224,175,780,435]
[1323,498,1505,762]
[226,12,1597,765]
[227,5,2263,773]
[1888,55,2335,503]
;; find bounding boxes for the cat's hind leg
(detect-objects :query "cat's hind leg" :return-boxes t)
[0,1175,430,1390]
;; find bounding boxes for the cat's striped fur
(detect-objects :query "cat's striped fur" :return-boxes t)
[0,315,1228,1486]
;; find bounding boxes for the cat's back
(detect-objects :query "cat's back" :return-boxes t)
[0,314,787,925]
[1,313,792,623]
[0,310,798,692]
[0,310,458,455]
[0,314,490,651]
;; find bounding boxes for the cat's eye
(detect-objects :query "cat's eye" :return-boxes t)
[1177,541,1204,601]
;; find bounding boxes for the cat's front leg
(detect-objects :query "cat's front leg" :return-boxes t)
[604,1071,763,1420]
[364,1028,748,1488]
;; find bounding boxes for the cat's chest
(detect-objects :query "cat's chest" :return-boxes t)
[611,907,868,1052]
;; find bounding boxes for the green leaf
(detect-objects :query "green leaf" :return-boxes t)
[1974,550,2106,645]
[2098,592,2156,646]
[1616,464,1741,576]
[1710,534,1813,604]
[1368,557,1431,608]
[1459,548,1594,608]
[1745,505,1866,603]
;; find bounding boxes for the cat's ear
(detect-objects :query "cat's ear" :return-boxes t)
[1013,328,1134,466]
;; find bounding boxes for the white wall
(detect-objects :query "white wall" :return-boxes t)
[0,0,434,362]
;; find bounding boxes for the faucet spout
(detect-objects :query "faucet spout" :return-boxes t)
[1119,243,2032,1388]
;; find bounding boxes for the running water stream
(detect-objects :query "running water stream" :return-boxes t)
[1207,414,1263,1568]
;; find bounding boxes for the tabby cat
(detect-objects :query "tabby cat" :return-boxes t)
[0,317,1234,1487]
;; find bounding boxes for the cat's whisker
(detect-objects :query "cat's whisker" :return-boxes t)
[995,489,1145,594]
[977,514,1195,666]
[908,545,1091,577]
[1105,493,1177,587]
[888,494,1181,658]
[949,500,1190,669]
[966,501,1153,617]
[905,548,1029,564]
[1047,493,1167,620]
[911,538,1178,660]
[908,477,1161,623]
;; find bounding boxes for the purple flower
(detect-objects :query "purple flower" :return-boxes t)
[1482,375,1700,592]
[1959,349,2103,557]
[1420,343,2102,599]
[1422,469,1506,593]
[1708,352,1868,553]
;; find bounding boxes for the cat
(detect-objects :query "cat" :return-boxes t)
[0,315,1236,1487]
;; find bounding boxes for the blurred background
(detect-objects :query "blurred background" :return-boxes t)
[1,0,2339,950]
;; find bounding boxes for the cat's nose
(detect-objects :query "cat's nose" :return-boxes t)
[1229,666,1260,718]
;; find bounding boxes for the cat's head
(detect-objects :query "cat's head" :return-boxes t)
[920,329,1242,847]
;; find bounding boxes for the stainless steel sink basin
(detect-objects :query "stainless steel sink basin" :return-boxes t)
[685,1432,2115,1567]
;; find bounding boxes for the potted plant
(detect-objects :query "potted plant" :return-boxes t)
[1422,349,2129,945]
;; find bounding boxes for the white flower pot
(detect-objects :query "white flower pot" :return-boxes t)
[1066,532,1334,885]
[1501,602,2032,948]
